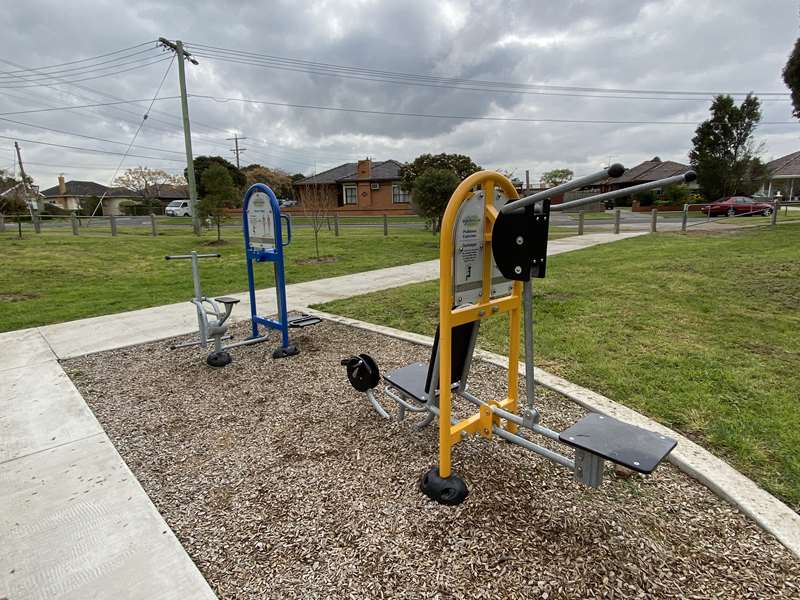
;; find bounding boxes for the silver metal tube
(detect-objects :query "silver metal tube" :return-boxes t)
[502,163,625,213]
[385,387,429,412]
[459,390,560,441]
[522,279,536,411]
[366,389,392,420]
[223,335,271,350]
[551,171,696,212]
[190,252,202,301]
[493,426,575,470]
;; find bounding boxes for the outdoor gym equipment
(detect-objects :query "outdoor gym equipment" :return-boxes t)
[241,183,320,359]
[343,164,696,505]
[164,251,241,367]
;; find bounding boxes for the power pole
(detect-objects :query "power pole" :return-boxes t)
[14,141,39,229]
[226,133,247,169]
[158,37,201,234]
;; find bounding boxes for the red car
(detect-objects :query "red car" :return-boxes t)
[704,196,774,217]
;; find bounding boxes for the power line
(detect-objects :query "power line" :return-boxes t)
[0,47,162,82]
[185,42,792,101]
[189,93,798,126]
[0,56,173,89]
[0,41,157,75]
[0,134,185,162]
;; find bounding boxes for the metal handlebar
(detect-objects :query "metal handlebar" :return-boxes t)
[164,253,221,260]
[550,171,696,212]
[281,214,292,247]
[501,163,626,214]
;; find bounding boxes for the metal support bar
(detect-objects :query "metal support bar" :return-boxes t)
[681,204,688,232]
[551,171,696,213]
[110,215,117,237]
[71,213,79,236]
[459,390,559,441]
[614,208,621,234]
[522,280,536,413]
[366,389,392,420]
[493,426,575,470]
[650,209,657,233]
[502,163,625,213]
[577,210,585,235]
[772,202,779,226]
[151,213,158,237]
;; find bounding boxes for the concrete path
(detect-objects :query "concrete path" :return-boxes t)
[0,231,644,599]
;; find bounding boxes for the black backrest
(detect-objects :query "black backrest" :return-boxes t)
[424,321,478,394]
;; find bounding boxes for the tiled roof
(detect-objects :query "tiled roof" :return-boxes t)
[766,151,800,178]
[296,160,404,185]
[606,158,691,184]
[40,180,139,198]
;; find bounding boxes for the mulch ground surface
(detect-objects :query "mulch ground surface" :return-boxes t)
[64,320,799,599]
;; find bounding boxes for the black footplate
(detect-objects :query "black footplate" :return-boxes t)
[288,315,321,328]
[559,413,677,474]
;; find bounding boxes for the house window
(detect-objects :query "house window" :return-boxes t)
[343,185,357,205]
[392,184,410,204]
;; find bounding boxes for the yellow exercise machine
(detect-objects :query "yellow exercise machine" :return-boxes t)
[343,165,695,504]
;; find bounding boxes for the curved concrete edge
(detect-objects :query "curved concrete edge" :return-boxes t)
[304,308,800,560]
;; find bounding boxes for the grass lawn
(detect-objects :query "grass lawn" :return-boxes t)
[316,224,800,510]
[0,224,440,332]
[0,220,579,332]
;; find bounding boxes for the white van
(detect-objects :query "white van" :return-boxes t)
[165,200,192,217]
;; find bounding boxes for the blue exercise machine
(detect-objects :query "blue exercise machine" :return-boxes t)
[240,183,319,359]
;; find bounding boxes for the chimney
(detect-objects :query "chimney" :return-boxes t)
[357,158,371,180]
[58,174,66,195]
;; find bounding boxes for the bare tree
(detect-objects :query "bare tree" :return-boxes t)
[300,181,332,260]
[114,167,186,212]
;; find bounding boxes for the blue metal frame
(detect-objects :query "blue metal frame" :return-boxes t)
[242,183,293,350]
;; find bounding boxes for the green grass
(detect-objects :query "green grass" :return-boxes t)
[0,224,441,332]
[316,224,800,510]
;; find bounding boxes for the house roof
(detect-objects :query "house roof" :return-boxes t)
[296,160,404,185]
[603,157,691,185]
[766,151,800,178]
[40,180,139,198]
[153,183,189,199]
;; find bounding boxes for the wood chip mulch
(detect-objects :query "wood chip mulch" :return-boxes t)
[63,320,799,599]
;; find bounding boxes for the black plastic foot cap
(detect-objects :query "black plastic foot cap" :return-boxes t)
[419,466,468,505]
[207,350,232,368]
[272,345,299,359]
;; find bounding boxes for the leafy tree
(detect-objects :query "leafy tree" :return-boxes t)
[0,169,26,213]
[783,38,800,119]
[299,182,331,260]
[188,156,245,204]
[198,163,237,242]
[113,166,185,213]
[689,95,768,200]
[410,168,461,232]
[242,164,294,199]
[399,153,480,193]
[541,168,573,187]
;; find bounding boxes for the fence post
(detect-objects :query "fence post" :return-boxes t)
[613,208,621,234]
[150,213,158,236]
[681,204,688,232]
[110,214,117,237]
[771,202,779,226]
[383,214,388,236]
[32,210,41,234]
[334,213,339,237]
[0,213,4,233]
[326,216,331,231]
[71,213,79,236]
[650,208,658,233]
[577,210,585,235]
[18,218,22,239]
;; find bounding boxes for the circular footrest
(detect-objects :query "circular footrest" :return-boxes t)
[341,354,380,392]
[207,350,232,368]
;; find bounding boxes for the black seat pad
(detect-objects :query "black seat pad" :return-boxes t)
[215,296,240,305]
[559,413,677,474]
[384,362,430,403]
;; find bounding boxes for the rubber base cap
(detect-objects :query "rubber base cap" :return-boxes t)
[206,350,232,368]
[272,345,299,359]
[419,466,468,505]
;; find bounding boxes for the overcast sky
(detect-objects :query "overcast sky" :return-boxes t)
[1,0,799,189]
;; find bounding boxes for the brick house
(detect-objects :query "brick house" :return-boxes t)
[40,176,140,215]
[291,159,414,216]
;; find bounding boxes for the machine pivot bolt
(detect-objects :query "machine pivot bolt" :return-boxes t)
[515,236,524,245]
[514,266,522,274]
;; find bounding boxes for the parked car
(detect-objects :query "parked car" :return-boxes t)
[279,198,297,207]
[165,200,192,217]
[703,196,774,217]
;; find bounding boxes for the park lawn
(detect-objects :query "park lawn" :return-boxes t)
[0,225,440,332]
[316,224,800,510]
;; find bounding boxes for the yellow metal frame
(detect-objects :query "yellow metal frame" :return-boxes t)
[437,171,522,478]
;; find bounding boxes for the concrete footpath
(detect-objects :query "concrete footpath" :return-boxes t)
[0,231,644,599]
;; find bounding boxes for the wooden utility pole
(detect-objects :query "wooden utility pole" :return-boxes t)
[158,37,201,234]
[226,133,247,168]
[14,141,40,232]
